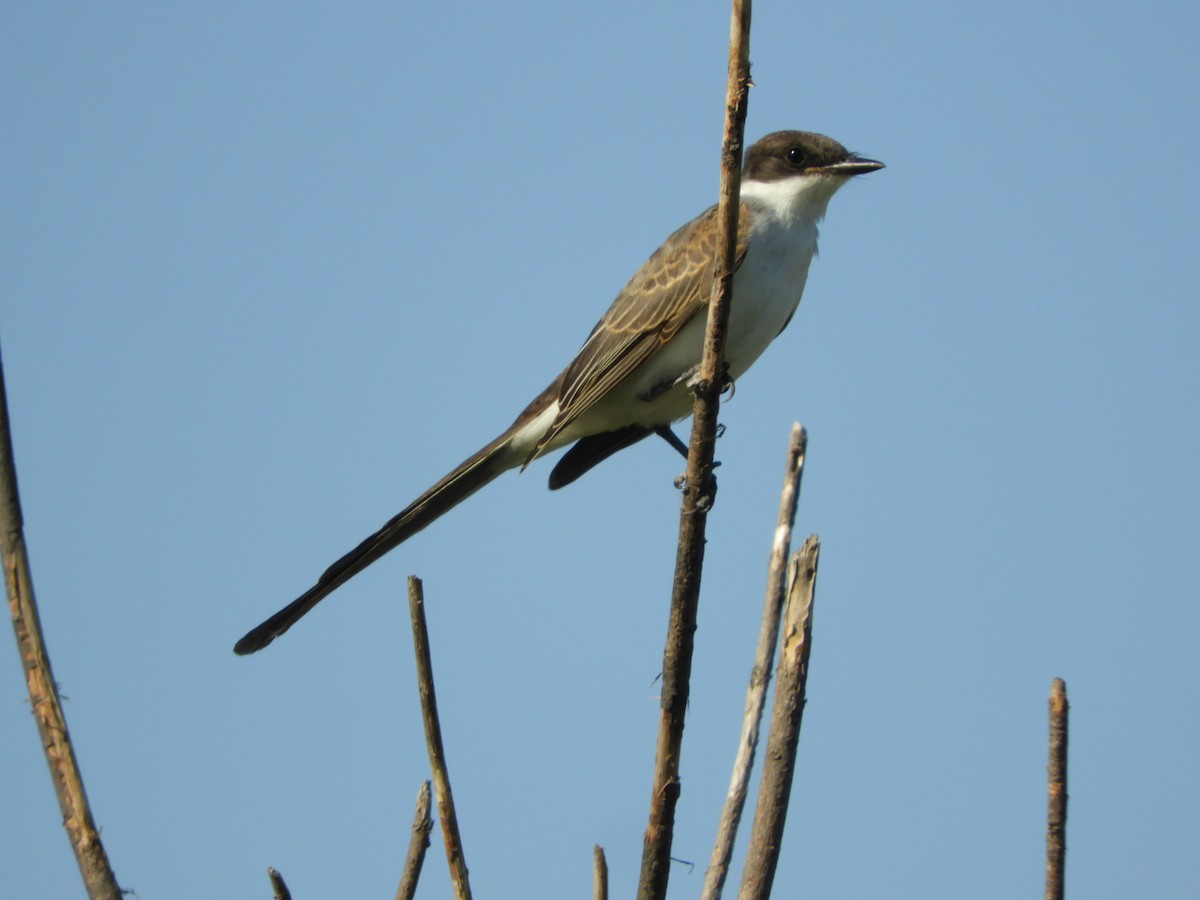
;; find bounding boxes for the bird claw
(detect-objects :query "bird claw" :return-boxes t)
[673,469,719,511]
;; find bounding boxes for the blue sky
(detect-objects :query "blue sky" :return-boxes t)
[3,2,1197,897]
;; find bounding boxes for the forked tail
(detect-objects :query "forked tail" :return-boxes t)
[234,435,519,654]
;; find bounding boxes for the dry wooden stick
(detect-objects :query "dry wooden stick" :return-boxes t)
[702,424,807,899]
[593,844,609,900]
[407,576,472,900]
[738,538,819,900]
[1046,678,1068,900]
[636,0,752,897]
[396,780,434,900]
[267,866,291,900]
[0,350,122,900]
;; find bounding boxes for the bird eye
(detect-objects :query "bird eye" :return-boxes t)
[786,147,808,166]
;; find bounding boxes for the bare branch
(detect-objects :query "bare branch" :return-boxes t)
[636,0,753,896]
[738,538,819,900]
[1,349,122,899]
[407,576,473,900]
[396,780,434,900]
[267,866,291,900]
[703,424,807,899]
[593,844,609,900]
[1046,678,1068,900]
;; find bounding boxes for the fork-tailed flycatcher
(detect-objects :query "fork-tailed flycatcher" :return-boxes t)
[234,130,882,654]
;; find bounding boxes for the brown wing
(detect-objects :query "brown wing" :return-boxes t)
[527,202,751,462]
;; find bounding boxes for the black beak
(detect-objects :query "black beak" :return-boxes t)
[817,155,885,176]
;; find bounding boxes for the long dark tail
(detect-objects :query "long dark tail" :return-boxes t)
[234,434,520,654]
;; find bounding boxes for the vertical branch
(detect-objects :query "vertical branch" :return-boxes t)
[396,780,434,900]
[703,425,807,900]
[738,538,819,900]
[593,844,609,900]
[1046,678,1068,900]
[636,0,752,897]
[407,576,473,900]
[267,867,292,900]
[0,350,122,900]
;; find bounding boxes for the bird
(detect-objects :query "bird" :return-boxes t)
[234,130,883,654]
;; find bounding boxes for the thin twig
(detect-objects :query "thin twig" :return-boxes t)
[593,844,609,900]
[738,538,819,900]
[1046,678,1068,900]
[407,576,472,900]
[636,0,753,897]
[396,780,434,900]
[267,866,291,900]
[703,425,807,899]
[0,349,122,900]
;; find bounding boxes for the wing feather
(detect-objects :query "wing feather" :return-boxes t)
[526,202,751,462]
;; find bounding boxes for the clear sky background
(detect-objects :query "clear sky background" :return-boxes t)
[3,2,1197,898]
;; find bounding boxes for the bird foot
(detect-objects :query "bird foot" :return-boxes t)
[673,469,718,512]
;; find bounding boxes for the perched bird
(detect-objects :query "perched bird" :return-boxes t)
[235,130,883,654]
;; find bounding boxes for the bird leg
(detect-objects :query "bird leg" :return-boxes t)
[659,425,720,508]
[654,425,690,459]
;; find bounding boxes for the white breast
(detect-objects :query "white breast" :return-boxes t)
[723,172,847,377]
[539,172,847,447]
[723,207,818,379]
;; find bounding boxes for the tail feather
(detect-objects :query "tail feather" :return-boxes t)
[547,426,652,490]
[234,435,518,654]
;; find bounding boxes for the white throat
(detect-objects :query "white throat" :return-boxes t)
[739,172,848,226]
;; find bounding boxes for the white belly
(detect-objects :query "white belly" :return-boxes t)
[546,212,819,447]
